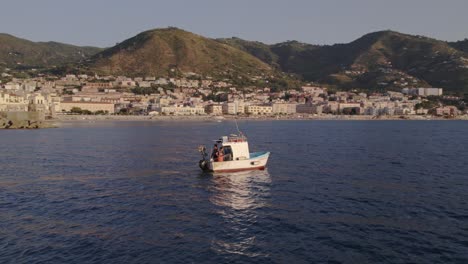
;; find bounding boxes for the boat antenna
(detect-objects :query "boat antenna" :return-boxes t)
[235,118,241,134]
[235,118,245,138]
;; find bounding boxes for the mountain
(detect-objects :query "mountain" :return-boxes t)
[221,31,468,94]
[217,37,280,67]
[88,28,273,78]
[2,29,468,94]
[0,33,102,68]
[449,39,468,53]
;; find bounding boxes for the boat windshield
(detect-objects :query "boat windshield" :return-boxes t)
[227,134,247,142]
[223,146,233,161]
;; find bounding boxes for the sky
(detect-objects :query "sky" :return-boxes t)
[1,0,467,48]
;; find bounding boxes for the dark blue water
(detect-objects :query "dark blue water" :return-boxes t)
[1,120,468,263]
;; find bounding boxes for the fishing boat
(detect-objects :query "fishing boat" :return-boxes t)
[198,133,270,173]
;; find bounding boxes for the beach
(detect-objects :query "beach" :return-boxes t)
[52,114,468,123]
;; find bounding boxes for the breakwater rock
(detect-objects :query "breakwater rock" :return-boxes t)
[0,111,54,129]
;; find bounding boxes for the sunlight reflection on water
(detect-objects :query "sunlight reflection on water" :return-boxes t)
[209,170,271,257]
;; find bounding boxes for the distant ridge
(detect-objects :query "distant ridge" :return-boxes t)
[0,33,102,68]
[220,30,468,94]
[1,28,468,94]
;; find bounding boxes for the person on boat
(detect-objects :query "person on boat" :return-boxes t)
[217,147,225,162]
[211,144,219,160]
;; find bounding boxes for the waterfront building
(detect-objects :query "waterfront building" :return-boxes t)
[272,103,297,114]
[205,104,223,115]
[60,102,116,114]
[222,101,245,115]
[160,105,205,115]
[156,97,171,107]
[0,92,28,111]
[416,109,429,115]
[245,105,273,115]
[381,107,395,116]
[364,107,377,116]
[0,91,56,117]
[394,107,414,115]
[297,103,323,114]
[27,93,48,113]
[338,103,362,114]
[323,101,339,114]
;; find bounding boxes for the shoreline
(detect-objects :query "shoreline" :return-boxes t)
[51,114,468,123]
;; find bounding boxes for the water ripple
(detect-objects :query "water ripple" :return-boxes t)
[0,120,468,263]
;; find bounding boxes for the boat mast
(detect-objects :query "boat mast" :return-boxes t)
[235,118,241,135]
[234,118,246,140]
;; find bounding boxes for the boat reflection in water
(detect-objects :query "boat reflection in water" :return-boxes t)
[208,169,271,258]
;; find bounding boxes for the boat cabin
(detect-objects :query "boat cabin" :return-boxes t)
[216,134,250,161]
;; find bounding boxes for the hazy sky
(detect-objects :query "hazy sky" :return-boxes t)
[1,0,467,47]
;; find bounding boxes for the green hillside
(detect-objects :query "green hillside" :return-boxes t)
[326,31,468,93]
[222,31,468,94]
[0,33,102,68]
[2,29,468,94]
[89,28,273,78]
[217,37,280,67]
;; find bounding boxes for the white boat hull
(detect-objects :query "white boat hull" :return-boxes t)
[207,152,270,173]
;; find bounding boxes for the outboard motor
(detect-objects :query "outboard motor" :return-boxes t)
[198,145,209,171]
[199,160,209,171]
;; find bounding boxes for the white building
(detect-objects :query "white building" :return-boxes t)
[245,105,273,115]
[60,102,116,114]
[297,103,323,114]
[222,101,245,115]
[403,88,443,97]
[339,103,362,114]
[418,88,443,97]
[205,104,223,115]
[0,92,28,111]
[160,105,205,115]
[4,82,21,90]
[272,103,297,114]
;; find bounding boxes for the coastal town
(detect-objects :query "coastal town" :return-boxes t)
[1,70,467,127]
